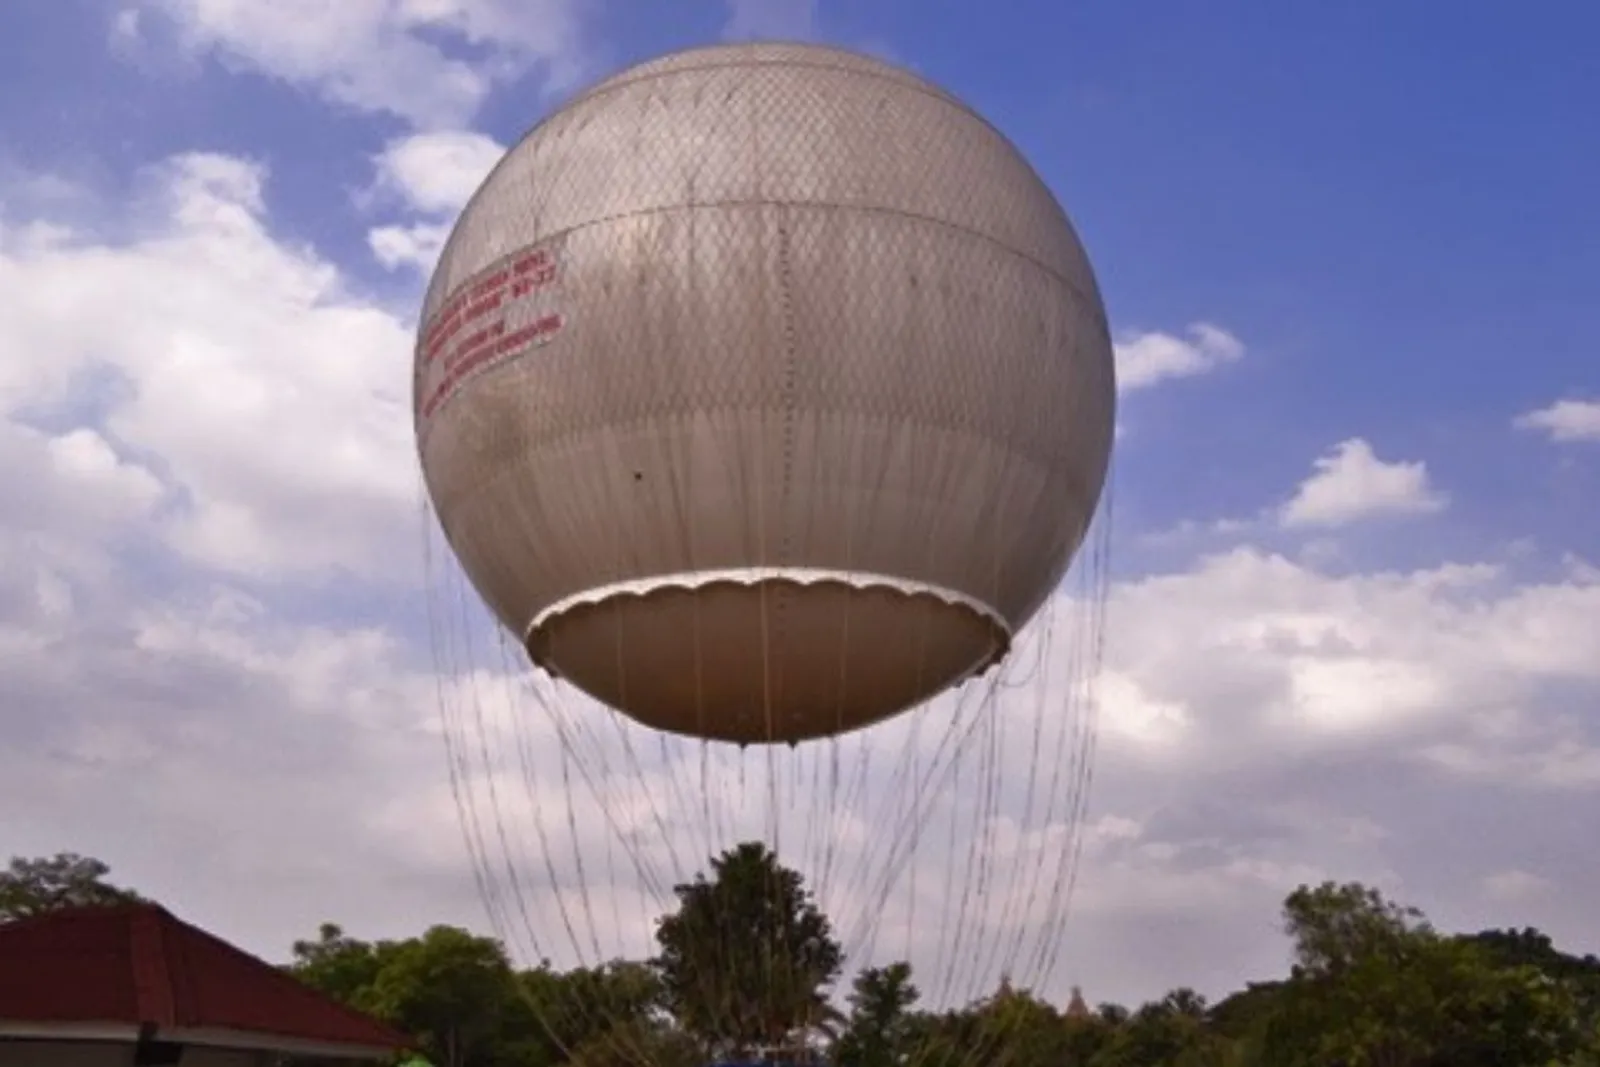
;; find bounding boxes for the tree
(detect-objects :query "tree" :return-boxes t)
[0,853,143,920]
[519,959,667,1062]
[652,841,843,1057]
[978,980,1072,1067]
[566,1018,701,1067]
[898,1008,983,1067]
[834,963,920,1067]
[363,926,521,1067]
[1161,988,1209,1019]
[289,923,394,1011]
[1466,926,1600,1021]
[1251,881,1593,1067]
[1060,1009,1116,1067]
[1283,881,1427,979]
[1091,994,1224,1067]
[1207,981,1282,1043]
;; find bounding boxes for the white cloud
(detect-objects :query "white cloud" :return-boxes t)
[369,222,451,273]
[1515,397,1600,443]
[1101,547,1600,762]
[723,0,818,40]
[47,429,166,512]
[1421,730,1600,791]
[0,153,418,580]
[371,130,506,216]
[1279,438,1447,528]
[364,131,505,274]
[127,0,588,128]
[1115,322,1244,392]
[110,7,143,50]
[1097,671,1193,750]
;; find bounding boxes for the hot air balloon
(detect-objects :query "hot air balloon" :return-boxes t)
[416,42,1115,746]
[417,40,1115,1052]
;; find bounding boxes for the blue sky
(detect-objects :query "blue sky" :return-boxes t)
[12,0,1595,563]
[1,0,1598,1008]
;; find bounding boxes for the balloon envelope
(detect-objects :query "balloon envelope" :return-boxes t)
[414,42,1116,744]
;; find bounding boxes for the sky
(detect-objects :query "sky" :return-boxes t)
[2,0,1599,1011]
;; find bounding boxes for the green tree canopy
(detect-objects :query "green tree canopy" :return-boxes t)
[1252,880,1595,1067]
[362,925,520,1067]
[520,959,668,1061]
[289,922,395,1011]
[0,852,143,920]
[834,962,919,1067]
[652,841,843,1057]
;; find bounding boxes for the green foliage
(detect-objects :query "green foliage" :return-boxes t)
[834,962,920,1067]
[365,926,522,1067]
[651,840,843,1056]
[565,1018,700,1067]
[0,852,143,920]
[1249,881,1597,1067]
[12,851,1598,1067]
[290,922,394,1010]
[1090,994,1226,1067]
[289,924,523,1067]
[1468,927,1600,1019]
[518,960,668,1062]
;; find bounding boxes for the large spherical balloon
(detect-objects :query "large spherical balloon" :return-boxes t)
[415,42,1115,745]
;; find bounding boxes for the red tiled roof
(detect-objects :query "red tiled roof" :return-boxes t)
[0,903,410,1054]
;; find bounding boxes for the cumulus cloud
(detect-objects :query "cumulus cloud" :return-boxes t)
[1516,397,1600,443]
[0,146,453,927]
[1279,438,1448,528]
[0,153,418,580]
[371,130,507,216]
[369,222,452,273]
[1100,547,1600,761]
[364,130,506,274]
[1115,323,1244,392]
[124,0,589,128]
[723,0,818,41]
[0,579,454,949]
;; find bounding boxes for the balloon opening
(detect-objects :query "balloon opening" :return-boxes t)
[525,570,1011,745]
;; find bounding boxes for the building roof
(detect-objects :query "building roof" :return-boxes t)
[0,903,410,1059]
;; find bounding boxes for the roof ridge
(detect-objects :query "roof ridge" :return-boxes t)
[130,907,177,1026]
[0,902,410,1052]
[0,899,169,929]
